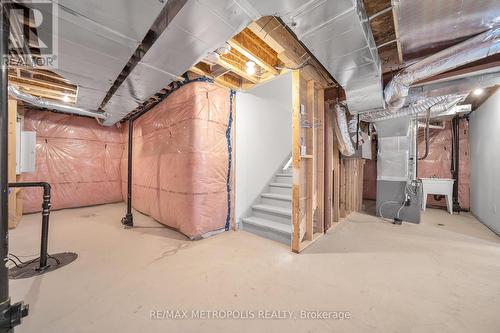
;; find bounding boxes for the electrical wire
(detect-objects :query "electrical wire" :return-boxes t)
[378,200,401,221]
[8,252,61,268]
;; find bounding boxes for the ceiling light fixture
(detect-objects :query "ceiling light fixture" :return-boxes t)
[473,88,484,96]
[245,61,256,75]
[62,95,71,103]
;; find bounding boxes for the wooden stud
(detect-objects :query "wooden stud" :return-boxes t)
[332,122,340,222]
[8,100,22,229]
[291,70,301,253]
[324,103,333,230]
[316,87,325,233]
[340,158,346,218]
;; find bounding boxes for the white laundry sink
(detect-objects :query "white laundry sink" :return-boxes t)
[420,178,455,214]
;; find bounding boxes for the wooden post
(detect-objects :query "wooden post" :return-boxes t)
[305,80,315,241]
[340,158,346,218]
[291,70,301,253]
[316,88,325,233]
[8,100,22,229]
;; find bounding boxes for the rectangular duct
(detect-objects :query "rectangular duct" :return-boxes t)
[281,0,385,113]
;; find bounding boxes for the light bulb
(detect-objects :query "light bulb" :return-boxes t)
[473,88,484,96]
[245,61,256,75]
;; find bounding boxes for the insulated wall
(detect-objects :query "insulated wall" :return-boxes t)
[235,72,292,223]
[417,120,470,210]
[122,82,233,238]
[21,110,124,213]
[470,90,500,234]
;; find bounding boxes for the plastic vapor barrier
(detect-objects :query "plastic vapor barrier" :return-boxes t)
[21,109,124,213]
[418,119,470,210]
[122,82,233,238]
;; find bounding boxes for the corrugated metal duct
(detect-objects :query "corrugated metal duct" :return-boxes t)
[384,28,500,110]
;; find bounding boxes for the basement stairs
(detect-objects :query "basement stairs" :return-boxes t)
[241,164,292,245]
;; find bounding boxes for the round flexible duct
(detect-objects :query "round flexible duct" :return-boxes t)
[8,85,107,120]
[384,28,500,110]
[332,103,355,156]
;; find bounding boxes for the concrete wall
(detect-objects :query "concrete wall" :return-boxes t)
[235,72,292,223]
[470,90,500,235]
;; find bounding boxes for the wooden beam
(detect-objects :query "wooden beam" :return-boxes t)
[228,29,280,76]
[392,6,403,64]
[217,56,260,84]
[11,84,77,103]
[9,74,77,93]
[248,17,334,87]
[189,66,242,91]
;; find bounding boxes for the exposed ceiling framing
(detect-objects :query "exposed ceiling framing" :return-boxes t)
[8,67,78,104]
[189,16,335,92]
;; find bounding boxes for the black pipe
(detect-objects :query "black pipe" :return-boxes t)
[8,183,51,270]
[0,2,10,328]
[121,118,134,227]
[355,114,360,150]
[415,118,419,178]
[451,116,461,212]
[418,108,430,160]
[0,4,28,331]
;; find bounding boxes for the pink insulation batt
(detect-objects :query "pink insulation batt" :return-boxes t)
[417,119,470,210]
[121,82,233,238]
[21,110,124,213]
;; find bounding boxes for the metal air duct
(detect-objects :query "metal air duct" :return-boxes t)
[384,28,500,109]
[8,85,107,120]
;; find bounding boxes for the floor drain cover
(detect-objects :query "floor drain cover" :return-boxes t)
[438,223,445,226]
[9,252,78,280]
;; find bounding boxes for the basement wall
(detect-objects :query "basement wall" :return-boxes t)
[417,120,470,210]
[20,109,124,213]
[235,72,292,224]
[122,81,234,238]
[470,90,500,235]
[363,120,470,211]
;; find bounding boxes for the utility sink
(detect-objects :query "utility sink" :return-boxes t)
[420,178,455,214]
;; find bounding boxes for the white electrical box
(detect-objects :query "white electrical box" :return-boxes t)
[15,121,36,174]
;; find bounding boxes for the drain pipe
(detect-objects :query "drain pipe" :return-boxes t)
[8,85,107,120]
[385,28,500,110]
[418,108,431,160]
[0,5,29,331]
[121,118,134,227]
[8,183,51,270]
[451,116,461,212]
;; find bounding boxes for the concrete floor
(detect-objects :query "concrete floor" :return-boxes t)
[9,202,500,333]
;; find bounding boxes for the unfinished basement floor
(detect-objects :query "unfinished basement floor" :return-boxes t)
[10,202,500,333]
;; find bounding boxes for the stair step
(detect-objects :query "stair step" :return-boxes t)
[276,173,292,177]
[242,217,292,235]
[261,193,291,201]
[252,204,292,224]
[242,217,292,244]
[275,173,293,184]
[269,182,292,188]
[268,182,292,195]
[260,193,291,208]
